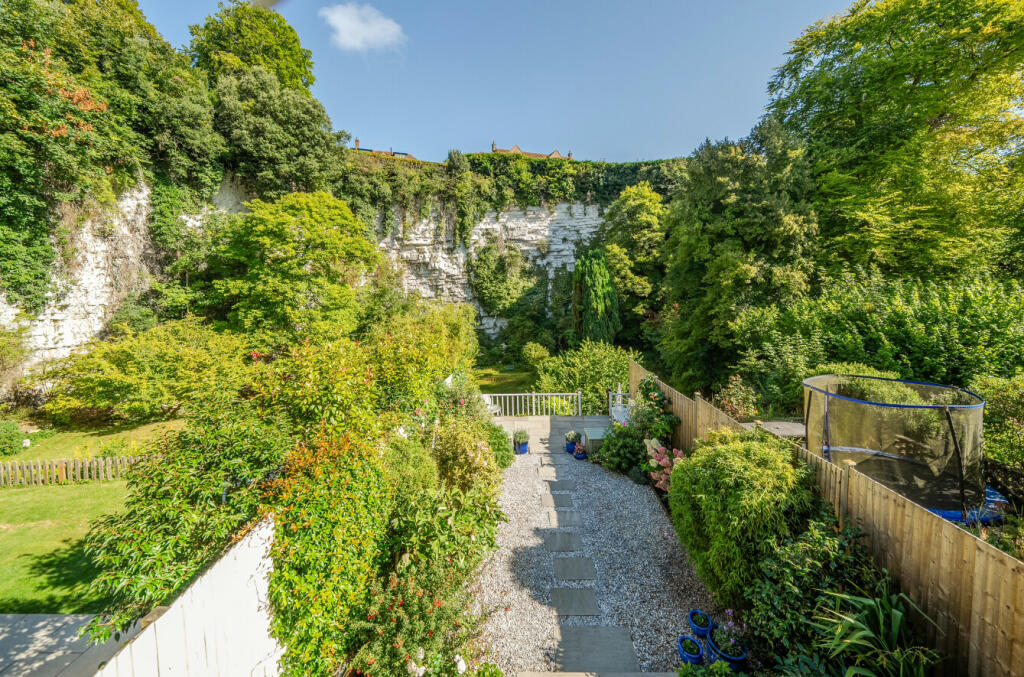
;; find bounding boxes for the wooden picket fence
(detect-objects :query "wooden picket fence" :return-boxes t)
[628,360,1024,677]
[0,455,140,487]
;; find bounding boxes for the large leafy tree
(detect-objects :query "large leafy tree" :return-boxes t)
[770,0,1024,276]
[659,117,818,391]
[189,0,315,93]
[571,248,620,345]
[215,67,344,199]
[599,181,668,347]
[201,191,380,347]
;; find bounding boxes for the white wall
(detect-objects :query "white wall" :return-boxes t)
[0,183,153,371]
[379,201,602,335]
[95,520,283,677]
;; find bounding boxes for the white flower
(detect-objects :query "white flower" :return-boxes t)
[22,439,30,448]
[455,655,466,674]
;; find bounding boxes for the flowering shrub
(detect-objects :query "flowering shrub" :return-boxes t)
[710,609,748,656]
[642,438,685,492]
[712,374,759,422]
[433,418,501,493]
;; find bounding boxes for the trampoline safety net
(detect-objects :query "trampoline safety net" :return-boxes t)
[803,374,985,514]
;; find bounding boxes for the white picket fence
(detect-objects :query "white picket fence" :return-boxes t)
[483,392,582,416]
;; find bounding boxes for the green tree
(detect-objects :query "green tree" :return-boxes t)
[189,0,315,93]
[202,191,380,347]
[770,0,1024,276]
[659,117,818,391]
[215,67,344,198]
[599,182,667,346]
[571,248,620,345]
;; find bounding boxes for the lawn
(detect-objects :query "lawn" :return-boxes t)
[8,420,182,462]
[475,366,535,394]
[0,481,127,613]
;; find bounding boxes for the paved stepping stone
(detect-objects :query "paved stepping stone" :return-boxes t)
[547,510,582,528]
[550,588,600,616]
[538,467,558,480]
[553,557,597,580]
[544,532,582,552]
[541,455,569,465]
[541,492,573,508]
[550,626,639,672]
[545,480,576,492]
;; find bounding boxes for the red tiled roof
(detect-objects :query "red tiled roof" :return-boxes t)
[491,142,572,160]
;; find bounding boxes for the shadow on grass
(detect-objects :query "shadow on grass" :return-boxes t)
[0,537,108,614]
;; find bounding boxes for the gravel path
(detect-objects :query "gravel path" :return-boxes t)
[474,416,718,674]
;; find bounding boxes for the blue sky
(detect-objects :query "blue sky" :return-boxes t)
[136,0,852,163]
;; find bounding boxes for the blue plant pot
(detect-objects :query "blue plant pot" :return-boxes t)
[688,609,711,638]
[565,441,576,454]
[707,630,748,672]
[515,441,529,455]
[573,451,587,460]
[677,635,703,665]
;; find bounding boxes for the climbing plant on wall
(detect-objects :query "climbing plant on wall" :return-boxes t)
[466,238,539,316]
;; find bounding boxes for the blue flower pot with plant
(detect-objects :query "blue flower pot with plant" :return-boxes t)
[707,612,748,672]
[513,430,529,455]
[687,609,711,638]
[677,635,703,665]
[565,430,580,454]
[573,446,587,460]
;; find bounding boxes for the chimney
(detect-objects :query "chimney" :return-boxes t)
[492,141,497,152]
[354,138,359,150]
[568,150,573,160]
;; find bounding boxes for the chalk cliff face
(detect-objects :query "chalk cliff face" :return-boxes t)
[378,202,601,334]
[0,183,154,372]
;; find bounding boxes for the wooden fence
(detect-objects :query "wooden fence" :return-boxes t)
[628,359,1024,677]
[0,455,140,487]
[484,392,582,417]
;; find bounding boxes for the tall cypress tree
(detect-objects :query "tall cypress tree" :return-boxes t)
[571,249,621,345]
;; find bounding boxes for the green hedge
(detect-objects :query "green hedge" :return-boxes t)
[668,429,815,607]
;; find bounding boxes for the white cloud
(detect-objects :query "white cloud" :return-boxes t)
[318,3,406,52]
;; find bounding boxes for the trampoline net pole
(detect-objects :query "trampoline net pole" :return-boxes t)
[944,405,968,522]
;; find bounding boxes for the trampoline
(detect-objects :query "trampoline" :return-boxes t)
[803,374,1008,525]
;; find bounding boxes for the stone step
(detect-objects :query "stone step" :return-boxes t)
[543,532,582,552]
[547,510,583,528]
[553,556,596,580]
[545,480,576,492]
[541,492,573,508]
[550,588,600,616]
[546,626,640,673]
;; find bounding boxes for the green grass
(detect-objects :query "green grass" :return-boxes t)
[475,367,535,394]
[6,420,182,462]
[0,481,127,613]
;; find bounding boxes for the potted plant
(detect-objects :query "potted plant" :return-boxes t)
[572,442,587,460]
[513,430,529,455]
[564,430,580,454]
[707,610,748,672]
[677,635,703,665]
[687,609,711,638]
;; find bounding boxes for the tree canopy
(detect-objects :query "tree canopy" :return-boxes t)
[189,0,315,93]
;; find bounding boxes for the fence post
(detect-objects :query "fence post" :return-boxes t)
[840,459,856,530]
[577,391,582,416]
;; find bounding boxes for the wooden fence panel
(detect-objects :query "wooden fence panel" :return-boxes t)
[633,358,1024,676]
[0,456,140,488]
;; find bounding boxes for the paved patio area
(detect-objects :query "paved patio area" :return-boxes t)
[0,615,132,677]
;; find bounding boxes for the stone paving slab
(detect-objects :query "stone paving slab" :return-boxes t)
[541,492,573,508]
[0,614,135,677]
[545,480,576,492]
[553,557,597,580]
[550,588,600,616]
[538,467,558,480]
[541,455,570,466]
[543,532,583,552]
[547,510,583,528]
[550,626,639,673]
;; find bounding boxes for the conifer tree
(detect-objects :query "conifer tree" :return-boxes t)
[571,249,620,345]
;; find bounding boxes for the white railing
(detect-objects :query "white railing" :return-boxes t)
[608,390,629,423]
[483,392,582,417]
